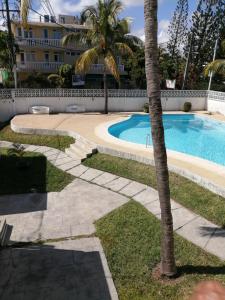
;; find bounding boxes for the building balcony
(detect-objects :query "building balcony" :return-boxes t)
[17,62,125,74]
[15,37,87,50]
[17,61,64,72]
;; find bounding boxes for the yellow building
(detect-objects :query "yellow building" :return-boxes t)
[11,14,125,87]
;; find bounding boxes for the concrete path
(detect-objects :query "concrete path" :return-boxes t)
[0,238,118,300]
[1,141,225,260]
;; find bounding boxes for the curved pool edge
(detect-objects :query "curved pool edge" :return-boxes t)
[9,113,225,198]
[95,115,225,197]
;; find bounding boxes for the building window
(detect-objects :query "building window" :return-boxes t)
[71,52,75,56]
[44,52,49,62]
[20,52,25,63]
[60,17,65,24]
[26,52,35,62]
[53,30,61,39]
[43,29,48,39]
[24,28,33,38]
[54,53,60,62]
[17,27,22,37]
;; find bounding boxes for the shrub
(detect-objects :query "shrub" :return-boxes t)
[143,103,149,113]
[183,102,192,112]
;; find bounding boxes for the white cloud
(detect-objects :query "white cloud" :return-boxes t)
[132,19,170,45]
[158,19,170,44]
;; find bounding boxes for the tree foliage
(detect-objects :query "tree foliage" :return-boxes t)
[167,0,188,59]
[48,64,73,88]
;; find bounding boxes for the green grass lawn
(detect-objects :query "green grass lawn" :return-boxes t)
[0,124,74,151]
[0,148,74,195]
[96,201,225,300]
[84,153,225,227]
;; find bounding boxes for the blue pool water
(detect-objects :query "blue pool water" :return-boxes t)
[108,114,225,166]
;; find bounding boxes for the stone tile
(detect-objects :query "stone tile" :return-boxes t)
[34,146,52,154]
[133,187,158,205]
[80,168,104,181]
[23,145,40,152]
[176,217,218,249]
[54,157,74,166]
[70,223,96,236]
[104,177,131,192]
[67,165,89,177]
[0,238,119,300]
[172,206,197,230]
[205,228,225,260]
[57,160,81,171]
[145,199,161,217]
[44,149,60,157]
[120,181,147,197]
[92,172,118,186]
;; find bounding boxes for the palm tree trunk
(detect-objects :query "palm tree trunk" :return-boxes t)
[144,0,176,277]
[103,70,108,114]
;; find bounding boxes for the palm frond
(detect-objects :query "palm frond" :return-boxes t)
[104,51,120,81]
[20,0,31,26]
[62,32,88,46]
[204,59,225,77]
[76,47,100,74]
[115,42,134,57]
[221,40,225,53]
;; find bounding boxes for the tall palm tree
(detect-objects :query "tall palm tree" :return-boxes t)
[144,0,177,276]
[62,0,141,114]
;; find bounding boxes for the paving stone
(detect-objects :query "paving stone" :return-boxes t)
[133,187,158,205]
[0,238,119,300]
[57,160,81,171]
[67,165,89,177]
[145,199,161,216]
[104,177,131,192]
[92,172,118,186]
[176,217,218,249]
[119,181,147,197]
[54,157,74,167]
[70,223,96,236]
[44,149,60,157]
[23,144,40,152]
[205,228,225,260]
[80,168,104,181]
[171,206,197,231]
[34,146,52,153]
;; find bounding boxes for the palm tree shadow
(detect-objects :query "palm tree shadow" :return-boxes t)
[199,226,225,238]
[178,265,225,276]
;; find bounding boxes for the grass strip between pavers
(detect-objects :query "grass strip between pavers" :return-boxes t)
[83,153,225,227]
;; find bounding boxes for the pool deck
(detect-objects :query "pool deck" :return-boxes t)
[11,111,225,195]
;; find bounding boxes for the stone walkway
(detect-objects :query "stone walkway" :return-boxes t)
[1,141,225,260]
[1,141,225,298]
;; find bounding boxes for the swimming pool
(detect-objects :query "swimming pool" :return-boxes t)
[108,114,225,166]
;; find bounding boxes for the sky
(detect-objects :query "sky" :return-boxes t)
[31,0,198,43]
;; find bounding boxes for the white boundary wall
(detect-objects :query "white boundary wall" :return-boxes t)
[208,91,225,115]
[0,89,210,122]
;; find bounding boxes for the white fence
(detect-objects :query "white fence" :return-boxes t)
[0,88,216,122]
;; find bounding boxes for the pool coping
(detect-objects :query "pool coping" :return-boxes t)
[10,112,225,198]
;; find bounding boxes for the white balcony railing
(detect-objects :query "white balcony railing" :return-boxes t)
[17,61,64,71]
[16,37,88,50]
[17,62,125,73]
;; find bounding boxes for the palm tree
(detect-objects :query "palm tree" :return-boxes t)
[204,40,225,77]
[144,0,177,276]
[62,0,141,114]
